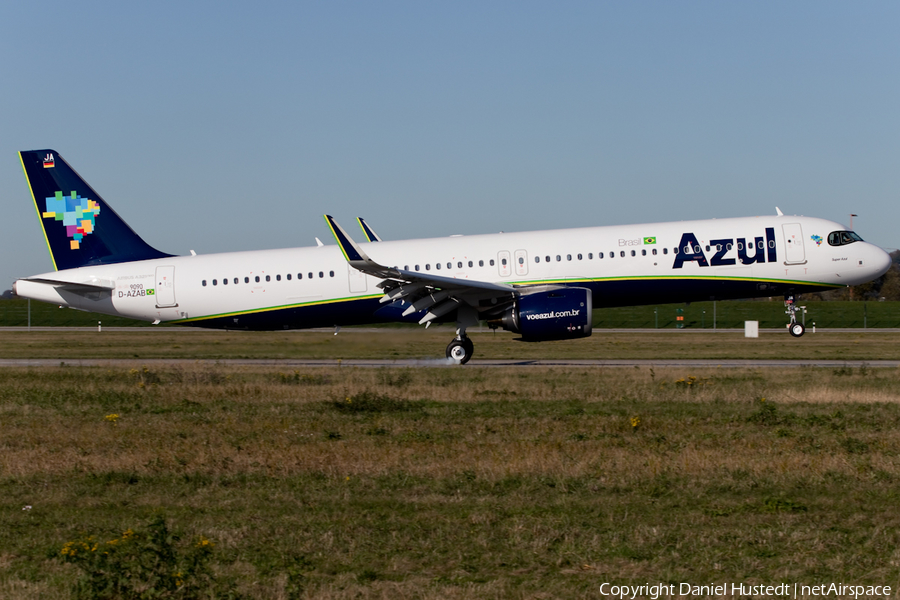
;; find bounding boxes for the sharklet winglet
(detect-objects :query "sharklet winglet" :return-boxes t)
[324,215,369,263]
[357,217,382,242]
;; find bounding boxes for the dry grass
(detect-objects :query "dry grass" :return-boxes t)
[2,365,900,598]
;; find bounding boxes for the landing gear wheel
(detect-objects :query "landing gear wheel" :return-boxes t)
[446,338,474,364]
[784,294,805,338]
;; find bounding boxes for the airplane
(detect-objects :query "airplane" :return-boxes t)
[13,149,893,364]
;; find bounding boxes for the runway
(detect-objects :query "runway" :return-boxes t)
[0,358,898,368]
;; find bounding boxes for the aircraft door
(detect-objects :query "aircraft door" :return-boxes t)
[514,250,529,276]
[154,266,177,307]
[782,223,806,264]
[348,265,367,293]
[497,251,512,277]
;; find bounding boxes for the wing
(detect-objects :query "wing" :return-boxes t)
[324,215,519,325]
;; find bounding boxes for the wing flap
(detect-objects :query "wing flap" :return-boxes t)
[324,214,518,320]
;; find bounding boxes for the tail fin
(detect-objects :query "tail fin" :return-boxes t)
[19,149,172,271]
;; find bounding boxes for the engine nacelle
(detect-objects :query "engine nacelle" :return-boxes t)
[497,287,592,341]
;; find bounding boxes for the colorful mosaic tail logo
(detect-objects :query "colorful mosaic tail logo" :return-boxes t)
[42,191,101,250]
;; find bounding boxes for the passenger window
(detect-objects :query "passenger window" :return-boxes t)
[255,276,260,282]
[768,240,775,248]
[265,275,271,282]
[447,262,452,269]
[319,272,324,278]
[501,258,507,266]
[213,279,218,286]
[458,262,463,268]
[330,271,334,277]
[652,249,657,255]
[534,256,540,263]
[478,260,484,267]
[276,274,281,281]
[663,248,668,255]
[598,252,604,259]
[609,252,614,259]
[641,249,646,256]
[245,277,250,283]
[234,278,238,284]
[567,254,572,261]
[630,250,636,257]
[490,259,495,266]
[620,251,625,257]
[287,274,291,280]
[202,280,207,287]
[705,245,710,252]
[588,253,593,259]
[468,261,473,267]
[577,253,582,260]
[518,257,524,265]
[415,265,420,271]
[757,240,764,249]
[545,256,550,262]
[308,273,313,279]
[737,242,743,250]
[223,278,228,285]
[298,273,302,279]
[726,243,732,250]
[556,255,561,262]
[436,263,441,270]
[426,264,431,270]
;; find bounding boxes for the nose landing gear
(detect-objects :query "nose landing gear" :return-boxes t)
[785,294,805,337]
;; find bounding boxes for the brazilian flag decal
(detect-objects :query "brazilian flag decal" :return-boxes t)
[643,236,656,245]
[147,289,155,295]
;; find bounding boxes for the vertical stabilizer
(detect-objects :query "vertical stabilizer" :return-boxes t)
[19,149,171,271]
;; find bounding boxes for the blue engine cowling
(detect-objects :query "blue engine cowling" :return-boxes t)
[499,287,593,341]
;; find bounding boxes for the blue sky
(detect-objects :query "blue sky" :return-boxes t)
[2,2,898,289]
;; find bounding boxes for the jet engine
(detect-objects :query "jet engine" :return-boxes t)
[493,287,592,341]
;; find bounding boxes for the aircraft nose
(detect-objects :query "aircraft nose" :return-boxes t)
[872,245,893,277]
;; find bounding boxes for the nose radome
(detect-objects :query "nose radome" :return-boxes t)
[870,245,893,277]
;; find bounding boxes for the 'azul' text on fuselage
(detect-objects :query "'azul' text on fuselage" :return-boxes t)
[673,227,776,269]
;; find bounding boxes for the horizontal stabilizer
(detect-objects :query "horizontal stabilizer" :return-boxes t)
[22,276,115,291]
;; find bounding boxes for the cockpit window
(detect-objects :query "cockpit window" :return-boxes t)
[828,231,863,246]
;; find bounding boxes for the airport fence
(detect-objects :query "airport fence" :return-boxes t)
[1,298,899,329]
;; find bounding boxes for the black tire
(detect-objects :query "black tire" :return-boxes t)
[446,339,473,364]
[789,323,805,337]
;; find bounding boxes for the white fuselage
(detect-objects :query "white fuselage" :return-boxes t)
[14,214,892,329]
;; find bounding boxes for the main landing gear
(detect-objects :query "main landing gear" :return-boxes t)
[784,294,805,337]
[446,305,479,364]
[446,333,474,364]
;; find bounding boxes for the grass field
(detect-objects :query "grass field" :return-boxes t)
[2,363,900,598]
[3,298,900,329]
[1,327,900,362]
